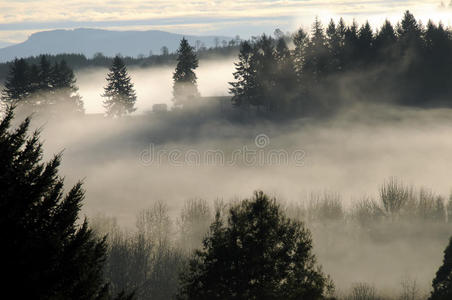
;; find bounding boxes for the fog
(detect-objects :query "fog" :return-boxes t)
[76,57,235,113]
[23,58,452,297]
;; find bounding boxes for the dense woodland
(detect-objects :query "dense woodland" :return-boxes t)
[2,10,452,300]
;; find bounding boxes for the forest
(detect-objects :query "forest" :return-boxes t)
[2,10,452,300]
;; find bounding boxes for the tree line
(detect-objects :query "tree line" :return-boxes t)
[230,11,452,116]
[0,37,201,118]
[1,56,84,115]
[3,11,452,119]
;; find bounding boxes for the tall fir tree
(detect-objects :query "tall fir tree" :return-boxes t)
[375,20,397,59]
[38,55,53,91]
[293,28,309,81]
[274,37,298,112]
[229,41,257,109]
[326,19,341,73]
[0,107,131,299]
[1,58,30,104]
[344,20,359,68]
[173,38,200,108]
[254,35,278,112]
[102,56,137,117]
[50,60,85,115]
[357,21,374,64]
[304,18,329,84]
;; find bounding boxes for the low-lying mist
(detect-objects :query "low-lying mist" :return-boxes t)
[28,101,452,295]
[76,57,235,113]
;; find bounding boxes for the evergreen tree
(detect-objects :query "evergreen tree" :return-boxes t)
[29,64,40,94]
[254,35,278,112]
[304,18,329,83]
[229,41,257,108]
[38,55,53,91]
[293,28,309,81]
[50,60,85,115]
[429,237,452,300]
[102,56,137,117]
[343,20,359,68]
[173,38,200,108]
[375,20,397,59]
[326,19,341,73]
[1,58,30,104]
[357,21,374,63]
[398,10,423,45]
[274,37,298,112]
[177,191,333,300]
[0,107,131,299]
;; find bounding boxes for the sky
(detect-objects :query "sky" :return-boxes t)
[0,0,451,45]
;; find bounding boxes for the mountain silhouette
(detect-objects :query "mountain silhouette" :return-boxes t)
[0,28,233,62]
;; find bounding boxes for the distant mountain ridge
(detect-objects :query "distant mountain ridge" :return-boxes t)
[0,28,233,62]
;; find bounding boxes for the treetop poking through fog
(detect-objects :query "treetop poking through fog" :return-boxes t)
[172,38,200,108]
[102,55,137,118]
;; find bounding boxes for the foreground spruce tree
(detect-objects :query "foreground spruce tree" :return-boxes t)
[429,237,452,300]
[177,191,333,300]
[102,56,137,117]
[0,107,131,299]
[173,38,200,107]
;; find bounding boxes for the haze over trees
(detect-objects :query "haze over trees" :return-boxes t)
[102,55,137,117]
[1,9,452,300]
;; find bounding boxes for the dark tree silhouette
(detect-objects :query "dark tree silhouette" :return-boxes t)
[429,237,452,300]
[38,55,52,91]
[1,58,30,103]
[0,107,131,299]
[303,17,329,84]
[177,191,333,300]
[173,38,200,108]
[254,35,278,112]
[357,21,374,64]
[50,60,85,114]
[326,19,341,73]
[229,41,256,109]
[1,56,84,116]
[274,37,298,112]
[293,28,309,81]
[375,20,397,58]
[102,55,137,117]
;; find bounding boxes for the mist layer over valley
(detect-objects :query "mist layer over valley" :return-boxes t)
[31,100,452,295]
